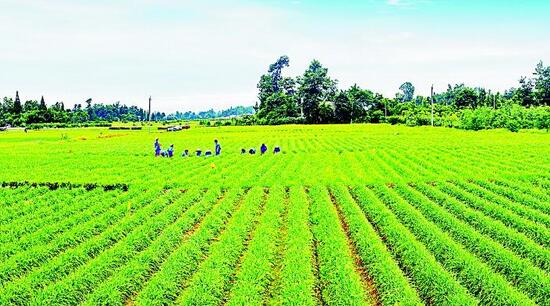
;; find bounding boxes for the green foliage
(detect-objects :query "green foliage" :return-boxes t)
[298,60,338,124]
[534,61,550,105]
[397,82,415,103]
[249,58,550,130]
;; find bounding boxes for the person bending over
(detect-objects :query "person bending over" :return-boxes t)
[214,139,221,156]
[167,144,174,158]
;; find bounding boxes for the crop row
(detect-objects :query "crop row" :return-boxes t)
[1,178,548,305]
[307,186,369,305]
[386,184,545,304]
[132,188,247,305]
[174,187,266,305]
[82,188,225,305]
[0,189,117,260]
[225,186,286,305]
[0,188,175,305]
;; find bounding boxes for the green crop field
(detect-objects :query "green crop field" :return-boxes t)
[0,124,549,305]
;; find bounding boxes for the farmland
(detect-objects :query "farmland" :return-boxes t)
[0,124,549,305]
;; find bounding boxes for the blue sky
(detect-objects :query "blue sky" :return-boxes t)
[1,0,549,112]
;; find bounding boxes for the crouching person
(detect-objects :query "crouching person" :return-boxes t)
[167,144,174,158]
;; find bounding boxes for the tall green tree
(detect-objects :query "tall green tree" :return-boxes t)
[533,61,550,106]
[397,82,415,102]
[13,91,22,115]
[268,55,289,92]
[297,60,337,123]
[256,55,299,121]
[334,90,352,123]
[39,96,47,111]
[515,77,536,107]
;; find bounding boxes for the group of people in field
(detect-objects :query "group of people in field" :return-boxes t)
[240,144,280,155]
[154,138,280,158]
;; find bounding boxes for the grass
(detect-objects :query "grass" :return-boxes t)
[0,123,548,305]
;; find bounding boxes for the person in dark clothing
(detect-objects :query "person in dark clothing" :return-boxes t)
[196,149,202,156]
[249,148,256,154]
[181,149,189,157]
[241,148,246,154]
[273,146,281,154]
[214,139,221,156]
[260,144,268,155]
[154,138,161,157]
[205,150,212,156]
[167,144,174,157]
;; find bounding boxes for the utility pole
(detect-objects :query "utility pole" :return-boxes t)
[430,84,434,127]
[148,96,152,122]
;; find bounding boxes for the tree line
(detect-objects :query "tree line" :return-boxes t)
[1,57,548,131]
[166,106,254,121]
[252,56,550,130]
[0,93,254,128]
[0,95,148,127]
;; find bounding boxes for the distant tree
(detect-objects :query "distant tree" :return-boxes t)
[503,88,516,100]
[297,60,337,123]
[39,96,52,122]
[397,82,415,102]
[39,96,47,111]
[256,55,299,121]
[515,76,536,107]
[258,92,299,120]
[318,101,335,123]
[349,85,385,122]
[533,61,550,106]
[13,91,22,115]
[334,90,352,123]
[23,100,39,112]
[85,98,95,121]
[454,86,478,108]
[268,55,290,92]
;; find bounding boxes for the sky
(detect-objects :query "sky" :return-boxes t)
[1,0,549,113]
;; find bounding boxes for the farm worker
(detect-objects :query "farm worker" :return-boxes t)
[154,138,161,157]
[273,146,281,154]
[241,148,246,154]
[196,149,202,157]
[181,149,189,157]
[205,150,212,157]
[214,139,221,156]
[167,144,174,157]
[249,148,256,154]
[260,144,268,155]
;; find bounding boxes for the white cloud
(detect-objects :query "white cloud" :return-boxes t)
[0,0,549,112]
